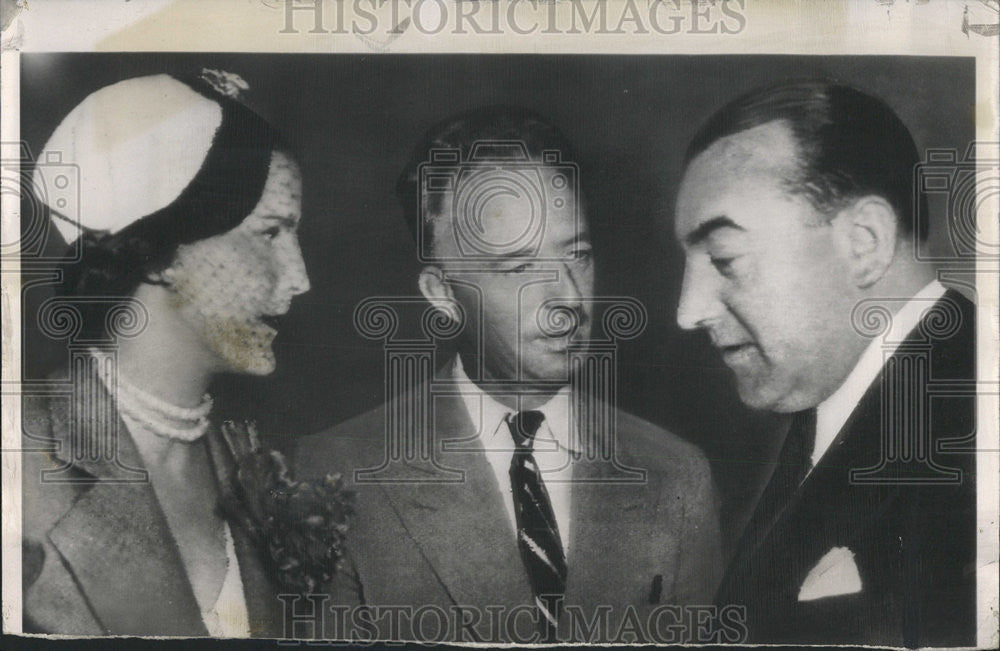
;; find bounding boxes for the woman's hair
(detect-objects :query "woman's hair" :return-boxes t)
[54,72,284,338]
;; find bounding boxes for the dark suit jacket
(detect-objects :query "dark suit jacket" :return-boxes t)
[292,381,723,643]
[21,370,284,637]
[716,290,978,646]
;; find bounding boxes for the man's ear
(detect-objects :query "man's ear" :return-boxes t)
[833,196,899,289]
[418,266,460,322]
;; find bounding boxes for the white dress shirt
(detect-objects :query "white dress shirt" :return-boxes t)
[452,357,577,553]
[202,521,251,637]
[812,280,948,470]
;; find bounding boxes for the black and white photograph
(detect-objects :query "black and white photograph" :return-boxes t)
[2,1,998,648]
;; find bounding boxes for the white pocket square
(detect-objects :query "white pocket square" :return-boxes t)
[798,546,863,601]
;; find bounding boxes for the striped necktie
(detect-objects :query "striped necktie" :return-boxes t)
[508,410,567,641]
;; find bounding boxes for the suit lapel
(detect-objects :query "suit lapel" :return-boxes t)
[718,386,904,645]
[757,289,975,557]
[718,294,972,616]
[203,428,284,637]
[721,384,887,601]
[377,394,533,611]
[45,386,207,636]
[380,395,662,611]
[748,292,966,569]
[720,414,814,590]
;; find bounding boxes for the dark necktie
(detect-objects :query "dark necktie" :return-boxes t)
[508,410,567,641]
[786,407,818,489]
[717,408,818,611]
[750,408,818,545]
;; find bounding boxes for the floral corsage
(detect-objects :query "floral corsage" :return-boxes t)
[217,420,353,595]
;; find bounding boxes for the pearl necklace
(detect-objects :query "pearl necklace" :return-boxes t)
[90,349,214,442]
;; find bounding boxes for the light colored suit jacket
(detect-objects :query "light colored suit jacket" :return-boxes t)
[21,371,284,637]
[292,381,723,643]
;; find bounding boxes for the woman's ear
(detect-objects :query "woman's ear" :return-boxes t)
[418,265,460,322]
[832,196,899,289]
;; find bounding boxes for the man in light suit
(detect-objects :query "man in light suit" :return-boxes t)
[674,80,977,646]
[294,106,723,644]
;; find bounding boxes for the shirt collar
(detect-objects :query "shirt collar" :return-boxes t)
[452,356,575,453]
[813,279,948,467]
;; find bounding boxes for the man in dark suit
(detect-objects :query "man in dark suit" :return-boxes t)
[294,107,723,644]
[673,80,978,646]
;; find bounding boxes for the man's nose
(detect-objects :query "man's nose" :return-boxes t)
[556,260,593,304]
[676,262,721,331]
[557,267,583,306]
[535,265,590,333]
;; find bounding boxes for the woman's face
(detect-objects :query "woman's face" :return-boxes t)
[166,150,310,375]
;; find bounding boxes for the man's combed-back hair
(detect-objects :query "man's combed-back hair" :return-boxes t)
[685,80,928,241]
[396,105,579,254]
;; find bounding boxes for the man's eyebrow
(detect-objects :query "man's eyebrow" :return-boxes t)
[552,234,592,249]
[493,246,538,259]
[491,235,592,259]
[684,216,744,246]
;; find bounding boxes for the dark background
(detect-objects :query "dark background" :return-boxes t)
[19,53,975,548]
